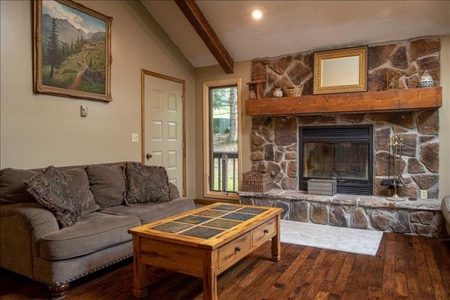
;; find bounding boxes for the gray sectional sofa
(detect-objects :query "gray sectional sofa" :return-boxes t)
[0,161,195,299]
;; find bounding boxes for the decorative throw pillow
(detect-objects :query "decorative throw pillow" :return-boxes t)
[86,164,126,209]
[25,166,82,228]
[124,162,171,206]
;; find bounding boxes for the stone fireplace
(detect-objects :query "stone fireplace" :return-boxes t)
[248,37,441,198]
[240,37,445,237]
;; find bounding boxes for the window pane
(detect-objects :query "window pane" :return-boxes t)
[209,86,239,192]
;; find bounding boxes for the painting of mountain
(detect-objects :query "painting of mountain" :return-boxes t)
[42,14,89,45]
[35,0,112,102]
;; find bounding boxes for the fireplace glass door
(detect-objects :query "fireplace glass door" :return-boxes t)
[299,125,373,195]
[303,142,369,180]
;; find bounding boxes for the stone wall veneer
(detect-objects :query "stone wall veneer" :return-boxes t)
[240,191,447,237]
[253,37,440,96]
[251,111,439,198]
[249,37,441,198]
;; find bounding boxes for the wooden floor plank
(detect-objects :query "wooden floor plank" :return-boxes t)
[266,246,313,298]
[393,234,408,298]
[328,254,356,297]
[381,233,396,297]
[0,233,449,300]
[420,236,449,299]
[367,235,386,299]
[286,248,327,298]
[403,235,421,297]
[303,250,340,299]
[412,235,436,296]
[345,254,373,293]
[316,252,346,295]
[433,238,450,292]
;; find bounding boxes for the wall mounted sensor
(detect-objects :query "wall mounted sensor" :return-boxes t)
[80,105,88,117]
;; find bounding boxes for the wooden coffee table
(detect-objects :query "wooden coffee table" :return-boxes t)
[128,203,282,300]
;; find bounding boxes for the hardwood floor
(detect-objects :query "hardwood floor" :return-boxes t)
[1,233,449,300]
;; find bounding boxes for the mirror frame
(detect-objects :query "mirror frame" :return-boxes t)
[313,46,368,95]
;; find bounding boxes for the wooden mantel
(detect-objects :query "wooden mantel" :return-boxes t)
[245,87,442,116]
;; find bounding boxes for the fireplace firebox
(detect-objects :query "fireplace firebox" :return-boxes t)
[299,125,373,195]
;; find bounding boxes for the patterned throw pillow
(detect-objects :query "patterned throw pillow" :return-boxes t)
[25,166,82,228]
[124,162,171,206]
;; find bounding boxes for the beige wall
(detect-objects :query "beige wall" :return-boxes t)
[0,1,197,197]
[194,62,253,200]
[439,35,450,198]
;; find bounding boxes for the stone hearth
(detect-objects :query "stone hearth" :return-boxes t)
[240,190,447,237]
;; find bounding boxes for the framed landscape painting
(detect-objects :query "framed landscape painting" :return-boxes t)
[33,0,112,102]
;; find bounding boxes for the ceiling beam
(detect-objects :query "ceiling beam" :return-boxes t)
[174,0,234,74]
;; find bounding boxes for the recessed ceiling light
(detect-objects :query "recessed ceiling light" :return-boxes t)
[251,9,263,20]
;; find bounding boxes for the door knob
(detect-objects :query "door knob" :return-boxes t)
[146,153,152,160]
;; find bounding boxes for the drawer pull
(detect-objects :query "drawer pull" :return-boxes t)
[235,246,241,253]
[264,229,269,234]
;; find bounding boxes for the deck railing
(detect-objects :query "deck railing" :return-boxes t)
[211,151,238,192]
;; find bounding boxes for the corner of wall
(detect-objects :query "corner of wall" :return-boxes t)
[439,35,450,199]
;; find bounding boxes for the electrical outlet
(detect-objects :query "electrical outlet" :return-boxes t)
[131,133,139,143]
[420,189,427,199]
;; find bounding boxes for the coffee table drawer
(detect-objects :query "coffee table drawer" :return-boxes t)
[218,232,251,270]
[252,217,276,246]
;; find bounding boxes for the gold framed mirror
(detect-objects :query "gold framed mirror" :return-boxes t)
[313,46,368,95]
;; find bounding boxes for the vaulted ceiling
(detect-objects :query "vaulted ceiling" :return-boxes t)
[141,1,450,73]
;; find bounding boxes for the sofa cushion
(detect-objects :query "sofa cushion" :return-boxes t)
[86,164,125,208]
[124,162,171,206]
[40,212,140,260]
[25,166,82,228]
[101,198,195,224]
[0,168,38,204]
[61,168,99,215]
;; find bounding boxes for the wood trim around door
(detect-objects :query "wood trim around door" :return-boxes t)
[140,69,187,197]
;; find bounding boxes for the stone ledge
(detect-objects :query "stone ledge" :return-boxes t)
[239,189,441,211]
[239,189,446,237]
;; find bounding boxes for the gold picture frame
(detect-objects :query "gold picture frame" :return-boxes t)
[313,46,368,95]
[33,0,112,102]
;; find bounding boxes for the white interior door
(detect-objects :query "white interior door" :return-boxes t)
[142,71,185,196]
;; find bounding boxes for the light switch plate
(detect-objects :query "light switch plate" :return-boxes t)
[131,133,139,143]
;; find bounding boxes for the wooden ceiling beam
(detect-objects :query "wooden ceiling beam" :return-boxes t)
[174,0,234,74]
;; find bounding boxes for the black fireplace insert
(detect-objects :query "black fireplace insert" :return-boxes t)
[299,125,374,195]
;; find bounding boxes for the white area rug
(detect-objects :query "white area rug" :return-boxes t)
[280,220,383,256]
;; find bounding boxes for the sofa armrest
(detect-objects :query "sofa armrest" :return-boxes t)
[442,196,450,235]
[169,182,181,200]
[0,203,59,278]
